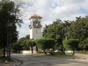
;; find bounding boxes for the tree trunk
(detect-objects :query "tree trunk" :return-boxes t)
[31,46,33,54]
[8,44,11,61]
[62,48,65,55]
[52,47,54,52]
[36,46,38,53]
[50,50,53,56]
[52,47,54,56]
[43,49,47,55]
[3,47,6,57]
[72,50,75,56]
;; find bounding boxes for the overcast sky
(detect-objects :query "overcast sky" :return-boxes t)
[17,0,88,39]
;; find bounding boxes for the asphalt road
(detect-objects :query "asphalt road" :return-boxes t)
[12,54,88,66]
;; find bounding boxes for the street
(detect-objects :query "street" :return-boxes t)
[12,54,88,66]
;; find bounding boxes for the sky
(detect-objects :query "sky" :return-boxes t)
[17,0,88,39]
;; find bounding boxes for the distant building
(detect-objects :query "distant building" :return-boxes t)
[29,14,42,40]
[22,14,43,54]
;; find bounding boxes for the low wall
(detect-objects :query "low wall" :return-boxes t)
[65,51,73,53]
[22,50,37,54]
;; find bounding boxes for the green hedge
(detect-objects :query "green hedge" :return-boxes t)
[35,38,55,50]
[63,39,79,50]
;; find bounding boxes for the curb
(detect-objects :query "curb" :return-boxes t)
[67,57,87,59]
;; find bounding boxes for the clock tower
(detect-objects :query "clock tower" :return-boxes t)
[29,14,42,40]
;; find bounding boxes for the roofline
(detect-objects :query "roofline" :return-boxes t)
[29,14,42,20]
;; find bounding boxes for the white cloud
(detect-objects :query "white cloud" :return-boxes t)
[17,0,88,38]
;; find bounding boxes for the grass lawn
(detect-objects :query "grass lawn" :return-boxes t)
[31,52,73,58]
[52,52,74,58]
[77,51,88,54]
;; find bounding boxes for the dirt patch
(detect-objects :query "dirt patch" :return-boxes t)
[0,60,19,66]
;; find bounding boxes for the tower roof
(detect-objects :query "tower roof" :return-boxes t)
[29,14,42,20]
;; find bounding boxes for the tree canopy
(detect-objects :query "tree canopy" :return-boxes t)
[0,0,22,58]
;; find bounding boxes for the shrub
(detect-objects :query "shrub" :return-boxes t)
[63,39,79,55]
[35,38,55,54]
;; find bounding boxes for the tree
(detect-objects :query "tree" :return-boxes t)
[35,38,55,55]
[13,42,22,53]
[42,19,63,50]
[68,16,88,40]
[21,40,30,50]
[27,40,36,54]
[62,20,72,40]
[42,19,71,53]
[12,35,31,53]
[54,36,64,52]
[79,38,88,51]
[63,39,79,55]
[0,0,22,60]
[25,35,30,39]
[67,16,88,52]
[42,25,49,37]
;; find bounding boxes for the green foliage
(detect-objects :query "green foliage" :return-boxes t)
[0,0,22,57]
[54,37,63,51]
[20,40,35,50]
[42,19,72,52]
[21,40,30,50]
[68,16,88,40]
[14,36,30,50]
[63,39,79,50]
[12,35,33,51]
[79,38,88,50]
[50,16,87,52]
[43,19,72,40]
[35,38,55,50]
[27,40,36,53]
[27,40,36,47]
[67,16,88,51]
[25,35,30,39]
[43,19,63,39]
[13,42,22,53]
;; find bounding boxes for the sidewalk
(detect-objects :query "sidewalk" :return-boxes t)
[75,53,88,58]
[67,53,88,59]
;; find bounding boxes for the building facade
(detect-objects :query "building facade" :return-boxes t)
[29,14,42,40]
